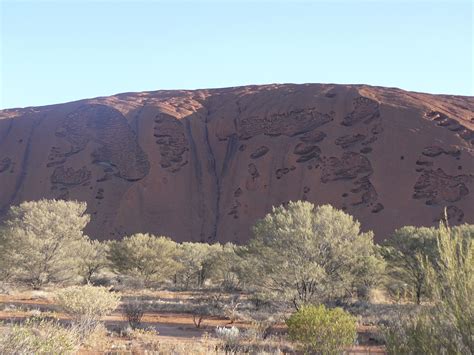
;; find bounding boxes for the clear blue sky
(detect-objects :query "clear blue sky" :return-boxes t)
[1,0,472,109]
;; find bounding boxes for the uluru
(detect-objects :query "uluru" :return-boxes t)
[0,83,473,243]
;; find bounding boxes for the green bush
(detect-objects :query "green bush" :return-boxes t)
[0,318,79,354]
[56,285,120,338]
[108,233,181,287]
[286,304,357,354]
[243,202,382,308]
[0,199,90,288]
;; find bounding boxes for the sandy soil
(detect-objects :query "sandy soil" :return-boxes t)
[0,289,386,354]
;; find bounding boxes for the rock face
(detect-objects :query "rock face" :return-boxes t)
[0,84,473,243]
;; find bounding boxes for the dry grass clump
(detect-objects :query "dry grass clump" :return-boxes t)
[0,317,79,354]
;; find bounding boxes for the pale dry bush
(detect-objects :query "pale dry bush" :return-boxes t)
[127,327,161,352]
[120,327,219,354]
[0,317,79,354]
[81,323,113,352]
[215,326,242,353]
[55,285,120,339]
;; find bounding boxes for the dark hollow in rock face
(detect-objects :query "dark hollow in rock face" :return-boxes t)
[413,168,472,205]
[434,205,464,223]
[422,146,461,158]
[299,130,327,144]
[238,108,334,139]
[248,163,260,179]
[350,176,378,207]
[250,146,270,159]
[342,97,380,126]
[51,166,91,186]
[0,157,11,173]
[371,203,384,213]
[335,134,366,149]
[293,143,321,156]
[321,152,373,183]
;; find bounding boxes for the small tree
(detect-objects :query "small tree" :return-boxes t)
[77,238,109,284]
[0,227,15,283]
[243,201,380,308]
[122,299,145,329]
[207,243,244,291]
[175,242,219,288]
[286,304,357,354]
[383,222,473,354]
[0,199,90,288]
[108,233,181,287]
[382,226,437,304]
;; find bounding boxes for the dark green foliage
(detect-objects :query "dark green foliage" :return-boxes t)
[286,304,357,354]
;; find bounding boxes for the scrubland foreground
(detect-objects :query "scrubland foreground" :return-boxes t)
[0,199,472,354]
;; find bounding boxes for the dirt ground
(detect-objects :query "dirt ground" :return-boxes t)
[0,290,386,354]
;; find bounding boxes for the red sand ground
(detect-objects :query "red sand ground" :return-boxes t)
[0,291,385,354]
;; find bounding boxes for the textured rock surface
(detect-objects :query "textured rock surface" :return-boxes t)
[0,84,473,242]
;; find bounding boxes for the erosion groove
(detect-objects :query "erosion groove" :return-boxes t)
[202,104,221,242]
[184,118,206,242]
[0,114,44,213]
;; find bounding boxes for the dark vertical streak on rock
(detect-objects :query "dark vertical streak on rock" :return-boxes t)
[221,134,238,176]
[0,115,44,213]
[130,100,150,135]
[0,118,14,145]
[201,103,220,242]
[184,117,206,242]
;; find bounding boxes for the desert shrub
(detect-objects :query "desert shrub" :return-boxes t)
[383,222,473,354]
[248,293,272,310]
[0,199,90,288]
[383,312,446,355]
[286,304,357,354]
[108,233,181,287]
[0,318,79,354]
[122,299,145,329]
[126,327,161,352]
[385,279,412,303]
[81,323,112,351]
[242,202,382,308]
[246,318,276,340]
[56,285,120,338]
